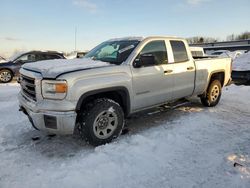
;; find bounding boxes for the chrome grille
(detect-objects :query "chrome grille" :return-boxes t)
[20,74,36,101]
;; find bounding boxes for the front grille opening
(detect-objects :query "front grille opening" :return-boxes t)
[20,74,36,101]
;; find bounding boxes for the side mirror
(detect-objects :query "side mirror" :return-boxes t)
[133,54,155,68]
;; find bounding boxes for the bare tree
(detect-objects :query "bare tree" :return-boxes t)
[187,36,218,44]
[226,34,235,41]
[237,31,250,40]
[226,31,250,41]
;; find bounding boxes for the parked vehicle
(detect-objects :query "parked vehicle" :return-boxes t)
[209,50,244,60]
[210,50,230,56]
[65,51,89,59]
[232,51,250,84]
[18,36,232,146]
[76,51,88,58]
[0,51,65,83]
[190,47,205,58]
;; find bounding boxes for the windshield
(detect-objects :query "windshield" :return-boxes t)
[7,52,26,62]
[85,40,140,65]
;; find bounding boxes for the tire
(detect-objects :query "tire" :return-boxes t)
[77,98,124,146]
[0,69,13,83]
[200,80,222,107]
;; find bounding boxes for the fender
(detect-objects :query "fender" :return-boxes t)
[76,86,131,116]
[206,69,225,90]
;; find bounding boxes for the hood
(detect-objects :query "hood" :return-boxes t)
[22,58,112,78]
[0,60,11,65]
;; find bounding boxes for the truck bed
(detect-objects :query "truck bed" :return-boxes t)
[193,57,232,95]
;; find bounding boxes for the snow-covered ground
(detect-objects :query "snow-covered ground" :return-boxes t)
[233,51,250,71]
[0,83,250,188]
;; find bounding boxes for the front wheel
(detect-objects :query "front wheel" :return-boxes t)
[77,98,124,146]
[200,80,222,107]
[0,69,13,83]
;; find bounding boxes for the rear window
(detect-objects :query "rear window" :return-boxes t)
[191,51,203,57]
[170,40,188,63]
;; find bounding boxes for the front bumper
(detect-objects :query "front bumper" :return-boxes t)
[18,93,77,135]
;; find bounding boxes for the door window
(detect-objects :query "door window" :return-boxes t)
[15,54,36,63]
[170,40,188,63]
[139,40,168,65]
[45,54,62,60]
[36,54,61,61]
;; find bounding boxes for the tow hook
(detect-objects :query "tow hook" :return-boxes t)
[19,106,28,115]
[19,106,39,130]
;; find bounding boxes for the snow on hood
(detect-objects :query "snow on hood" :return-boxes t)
[22,58,111,78]
[232,52,250,71]
[0,60,7,64]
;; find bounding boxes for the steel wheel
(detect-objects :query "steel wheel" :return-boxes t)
[93,110,118,139]
[210,85,220,102]
[200,80,222,107]
[78,98,124,146]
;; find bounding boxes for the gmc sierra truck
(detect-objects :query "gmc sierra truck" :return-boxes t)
[18,36,232,146]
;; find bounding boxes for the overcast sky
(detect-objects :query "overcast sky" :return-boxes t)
[1,0,250,57]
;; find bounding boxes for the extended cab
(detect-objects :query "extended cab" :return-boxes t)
[18,36,232,146]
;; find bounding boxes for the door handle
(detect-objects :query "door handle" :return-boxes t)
[187,66,194,70]
[164,70,173,74]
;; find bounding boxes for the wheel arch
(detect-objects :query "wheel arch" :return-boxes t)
[0,68,14,76]
[199,70,225,98]
[207,70,225,89]
[76,87,131,117]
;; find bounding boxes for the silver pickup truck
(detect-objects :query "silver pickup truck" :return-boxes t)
[18,36,232,146]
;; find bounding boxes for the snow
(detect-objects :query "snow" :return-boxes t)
[219,51,243,60]
[22,58,111,78]
[1,83,250,187]
[108,37,144,42]
[0,56,6,63]
[108,106,115,113]
[233,52,250,71]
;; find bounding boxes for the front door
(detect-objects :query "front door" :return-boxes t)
[131,40,174,111]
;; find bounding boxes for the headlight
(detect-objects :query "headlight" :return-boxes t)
[42,80,68,100]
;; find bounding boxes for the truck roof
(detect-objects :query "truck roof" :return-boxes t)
[108,37,144,42]
[190,47,204,51]
[108,36,185,42]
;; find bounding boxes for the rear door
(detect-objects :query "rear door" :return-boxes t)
[168,40,196,99]
[131,40,174,110]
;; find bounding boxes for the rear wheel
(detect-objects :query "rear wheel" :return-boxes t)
[0,69,13,83]
[200,80,222,107]
[77,98,124,146]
